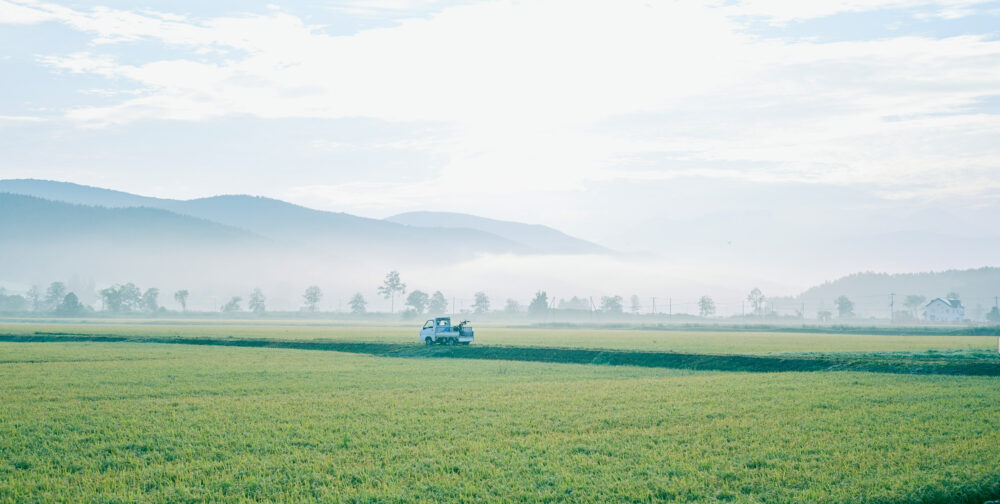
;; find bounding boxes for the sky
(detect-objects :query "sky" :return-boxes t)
[2,0,1000,292]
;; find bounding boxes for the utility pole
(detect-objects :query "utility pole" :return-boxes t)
[668,297,672,320]
[742,300,745,321]
[889,293,895,324]
[651,297,656,316]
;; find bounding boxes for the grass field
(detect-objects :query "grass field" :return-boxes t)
[1,322,999,503]
[1,321,996,354]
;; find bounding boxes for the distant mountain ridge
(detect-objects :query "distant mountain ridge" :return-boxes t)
[387,211,610,255]
[794,267,1000,317]
[0,179,609,255]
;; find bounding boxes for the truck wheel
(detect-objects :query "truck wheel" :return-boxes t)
[446,338,456,346]
[425,337,433,346]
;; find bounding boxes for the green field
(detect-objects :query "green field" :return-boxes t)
[1,322,999,503]
[1,321,996,354]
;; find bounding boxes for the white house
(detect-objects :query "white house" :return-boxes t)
[924,298,965,323]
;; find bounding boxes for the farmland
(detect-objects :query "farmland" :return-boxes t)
[1,322,999,503]
[0,321,996,354]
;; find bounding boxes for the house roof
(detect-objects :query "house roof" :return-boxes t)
[926,297,964,309]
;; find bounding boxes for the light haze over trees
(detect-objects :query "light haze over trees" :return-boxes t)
[349,293,367,314]
[428,291,448,315]
[377,271,406,313]
[472,292,490,314]
[303,286,323,312]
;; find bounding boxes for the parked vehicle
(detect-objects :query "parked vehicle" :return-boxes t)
[419,317,473,345]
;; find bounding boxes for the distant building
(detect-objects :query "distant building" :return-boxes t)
[924,298,964,323]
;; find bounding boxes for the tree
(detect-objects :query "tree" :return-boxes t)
[698,295,716,317]
[56,293,84,316]
[557,296,590,310]
[349,293,367,314]
[377,271,406,313]
[600,295,624,313]
[987,306,1000,323]
[472,292,490,314]
[528,291,549,316]
[428,291,448,315]
[119,283,142,312]
[747,288,765,315]
[835,296,854,318]
[26,285,42,311]
[142,288,160,312]
[174,290,189,311]
[504,299,520,313]
[946,292,961,300]
[0,290,27,312]
[45,282,67,311]
[248,288,266,314]
[630,295,642,314]
[903,295,926,315]
[817,310,833,322]
[303,286,323,312]
[99,283,142,313]
[222,296,242,313]
[100,286,122,313]
[405,290,430,315]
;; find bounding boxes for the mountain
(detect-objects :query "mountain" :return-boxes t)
[0,193,272,286]
[794,267,1000,317]
[0,179,534,257]
[0,178,164,208]
[386,211,609,255]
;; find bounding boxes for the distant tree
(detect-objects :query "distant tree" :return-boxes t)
[222,296,242,313]
[528,291,549,316]
[119,283,142,312]
[428,291,448,315]
[26,285,42,311]
[377,271,406,313]
[56,293,84,316]
[45,282,67,311]
[405,290,430,315]
[99,283,142,313]
[817,310,833,322]
[835,296,854,318]
[100,286,122,312]
[504,299,520,313]
[174,290,189,311]
[558,296,590,310]
[349,293,367,314]
[600,295,624,313]
[987,306,1000,323]
[0,290,27,312]
[903,295,926,316]
[946,292,961,300]
[142,288,160,312]
[248,288,266,314]
[698,295,716,317]
[303,286,323,312]
[630,295,642,314]
[747,288,765,315]
[471,292,490,314]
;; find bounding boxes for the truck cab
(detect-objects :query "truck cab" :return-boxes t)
[419,317,473,345]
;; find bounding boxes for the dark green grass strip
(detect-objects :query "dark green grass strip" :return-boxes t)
[3,332,1000,376]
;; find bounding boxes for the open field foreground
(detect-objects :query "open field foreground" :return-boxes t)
[1,326,999,503]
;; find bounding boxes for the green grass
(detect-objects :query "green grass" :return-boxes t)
[1,341,999,503]
[1,321,996,354]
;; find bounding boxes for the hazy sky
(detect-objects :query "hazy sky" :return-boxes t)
[2,0,1000,288]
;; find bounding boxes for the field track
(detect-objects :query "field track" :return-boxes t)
[3,332,998,376]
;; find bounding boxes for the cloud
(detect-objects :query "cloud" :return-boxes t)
[11,0,1000,203]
